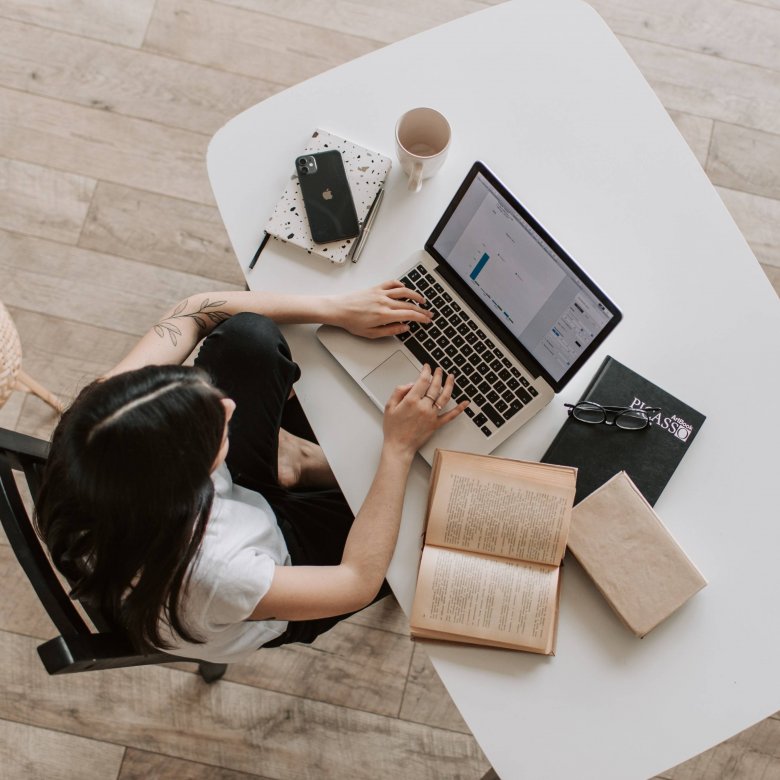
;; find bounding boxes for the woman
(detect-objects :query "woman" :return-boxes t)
[35,280,467,663]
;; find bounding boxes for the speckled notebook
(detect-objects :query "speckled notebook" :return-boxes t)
[264,129,392,264]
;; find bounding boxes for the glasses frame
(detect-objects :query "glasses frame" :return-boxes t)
[564,402,662,431]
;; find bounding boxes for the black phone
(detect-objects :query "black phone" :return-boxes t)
[296,150,360,244]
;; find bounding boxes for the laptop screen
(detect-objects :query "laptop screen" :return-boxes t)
[426,163,621,389]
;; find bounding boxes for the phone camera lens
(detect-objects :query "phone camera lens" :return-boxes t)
[296,155,317,176]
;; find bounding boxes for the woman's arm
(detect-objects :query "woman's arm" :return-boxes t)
[104,280,431,378]
[248,365,467,621]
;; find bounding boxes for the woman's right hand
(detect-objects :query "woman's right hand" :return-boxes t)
[326,280,432,339]
[382,365,468,457]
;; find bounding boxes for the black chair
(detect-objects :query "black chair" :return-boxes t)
[0,426,227,683]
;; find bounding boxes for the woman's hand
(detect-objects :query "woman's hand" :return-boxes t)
[382,365,468,457]
[327,280,433,339]
[252,364,468,624]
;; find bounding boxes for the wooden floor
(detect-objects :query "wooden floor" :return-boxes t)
[1,1,778,778]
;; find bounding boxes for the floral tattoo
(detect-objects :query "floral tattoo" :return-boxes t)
[153,298,230,346]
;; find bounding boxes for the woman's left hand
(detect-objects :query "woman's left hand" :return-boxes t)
[328,280,433,339]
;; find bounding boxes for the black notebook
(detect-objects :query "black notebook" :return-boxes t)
[542,357,706,505]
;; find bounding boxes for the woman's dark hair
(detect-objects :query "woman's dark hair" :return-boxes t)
[34,365,227,652]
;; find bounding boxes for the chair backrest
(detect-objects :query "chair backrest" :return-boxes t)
[0,426,224,678]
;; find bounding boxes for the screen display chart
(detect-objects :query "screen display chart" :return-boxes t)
[432,173,613,382]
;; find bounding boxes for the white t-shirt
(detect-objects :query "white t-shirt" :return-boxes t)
[157,463,291,663]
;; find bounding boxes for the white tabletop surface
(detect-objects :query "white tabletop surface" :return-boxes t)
[207,1,780,777]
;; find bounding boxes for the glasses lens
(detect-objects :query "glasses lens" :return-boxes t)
[616,410,648,430]
[573,403,605,424]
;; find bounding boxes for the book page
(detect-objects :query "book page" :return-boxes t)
[410,546,560,653]
[426,451,576,565]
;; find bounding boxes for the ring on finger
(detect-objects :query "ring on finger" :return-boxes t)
[423,392,441,406]
[424,393,442,410]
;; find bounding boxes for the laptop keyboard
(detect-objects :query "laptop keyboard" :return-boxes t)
[395,264,539,437]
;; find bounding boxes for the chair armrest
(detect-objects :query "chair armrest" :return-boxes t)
[37,634,185,675]
[0,427,49,470]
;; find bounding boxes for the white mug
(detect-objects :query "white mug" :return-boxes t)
[395,107,451,192]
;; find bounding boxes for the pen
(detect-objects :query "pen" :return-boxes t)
[248,232,270,270]
[351,187,385,264]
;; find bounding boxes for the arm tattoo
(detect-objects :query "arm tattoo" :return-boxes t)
[153,298,230,346]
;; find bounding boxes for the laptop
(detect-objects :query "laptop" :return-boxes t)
[317,161,622,464]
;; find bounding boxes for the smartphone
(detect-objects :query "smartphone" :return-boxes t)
[296,150,360,244]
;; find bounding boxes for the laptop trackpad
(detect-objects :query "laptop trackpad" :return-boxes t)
[363,350,420,405]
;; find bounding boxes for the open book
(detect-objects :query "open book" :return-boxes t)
[410,450,577,655]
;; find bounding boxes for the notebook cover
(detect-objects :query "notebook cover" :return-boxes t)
[541,356,706,505]
[568,471,707,637]
[264,129,392,264]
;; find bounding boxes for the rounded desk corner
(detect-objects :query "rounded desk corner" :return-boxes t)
[206,100,264,174]
[206,117,234,172]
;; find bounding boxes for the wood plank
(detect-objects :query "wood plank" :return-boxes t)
[143,0,380,85]
[667,110,713,167]
[0,718,124,780]
[13,396,62,441]
[399,644,472,735]
[0,18,279,136]
[344,593,411,634]
[0,544,56,640]
[760,262,780,296]
[219,620,413,717]
[0,86,215,205]
[588,0,780,72]
[659,713,780,779]
[716,186,780,268]
[5,305,139,413]
[210,0,488,45]
[0,157,95,244]
[707,122,780,200]
[345,0,489,15]
[119,749,269,780]
[0,631,489,780]
[79,182,245,286]
[1,231,242,337]
[620,36,780,136]
[0,0,156,47]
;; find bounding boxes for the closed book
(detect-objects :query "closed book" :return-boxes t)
[568,471,707,637]
[542,356,706,506]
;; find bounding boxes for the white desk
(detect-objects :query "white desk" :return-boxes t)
[207,1,780,777]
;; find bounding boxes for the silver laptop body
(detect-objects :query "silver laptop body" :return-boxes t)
[318,162,622,465]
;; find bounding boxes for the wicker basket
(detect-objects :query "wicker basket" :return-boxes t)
[0,301,63,413]
[0,300,22,408]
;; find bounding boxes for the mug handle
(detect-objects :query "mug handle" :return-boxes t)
[408,162,423,193]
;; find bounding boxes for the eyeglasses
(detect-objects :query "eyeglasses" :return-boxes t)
[564,402,661,431]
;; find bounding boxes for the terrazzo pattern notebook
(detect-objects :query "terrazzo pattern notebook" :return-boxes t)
[264,129,392,264]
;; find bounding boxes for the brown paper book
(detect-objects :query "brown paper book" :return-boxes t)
[569,471,707,637]
[409,450,577,655]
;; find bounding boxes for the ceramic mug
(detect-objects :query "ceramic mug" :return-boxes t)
[395,107,451,192]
